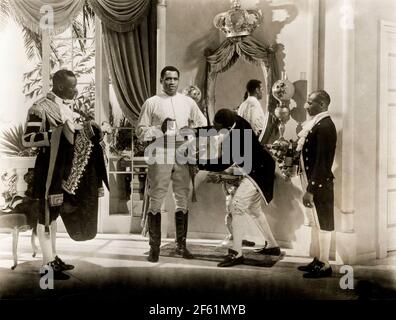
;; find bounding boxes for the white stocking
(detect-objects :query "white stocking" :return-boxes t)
[231,214,244,257]
[37,223,54,265]
[319,230,331,266]
[51,220,57,257]
[225,213,233,236]
[252,214,278,248]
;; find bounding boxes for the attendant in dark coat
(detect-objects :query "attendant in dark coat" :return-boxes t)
[297,90,337,278]
[198,109,279,267]
[22,70,78,279]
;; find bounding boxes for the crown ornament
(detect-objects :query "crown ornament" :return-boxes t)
[213,0,262,38]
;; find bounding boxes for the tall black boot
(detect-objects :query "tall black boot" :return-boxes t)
[175,211,194,259]
[148,212,161,262]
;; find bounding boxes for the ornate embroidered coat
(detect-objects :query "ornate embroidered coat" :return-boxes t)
[60,123,109,240]
[22,93,108,240]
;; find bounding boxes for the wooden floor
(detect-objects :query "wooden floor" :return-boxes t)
[0,232,396,307]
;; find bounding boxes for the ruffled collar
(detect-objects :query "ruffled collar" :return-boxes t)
[296,111,330,151]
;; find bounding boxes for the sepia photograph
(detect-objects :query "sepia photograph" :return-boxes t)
[0,0,395,316]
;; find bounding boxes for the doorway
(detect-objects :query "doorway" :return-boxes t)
[378,20,396,258]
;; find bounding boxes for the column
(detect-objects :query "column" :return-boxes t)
[94,17,109,126]
[41,29,50,94]
[95,17,110,233]
[340,0,355,232]
[157,0,167,94]
[156,0,169,237]
[307,0,320,93]
[336,0,356,264]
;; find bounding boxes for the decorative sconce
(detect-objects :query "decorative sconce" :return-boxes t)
[268,72,300,180]
[272,72,295,142]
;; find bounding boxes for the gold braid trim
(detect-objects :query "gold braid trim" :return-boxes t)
[62,131,93,195]
[83,121,95,140]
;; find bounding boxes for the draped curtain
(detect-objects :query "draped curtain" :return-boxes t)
[90,0,156,121]
[102,15,156,121]
[8,0,84,35]
[87,0,151,33]
[204,35,279,120]
[8,0,156,121]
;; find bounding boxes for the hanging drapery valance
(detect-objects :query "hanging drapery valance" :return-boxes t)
[206,36,277,74]
[87,0,151,32]
[8,0,85,35]
[204,35,279,122]
[8,0,152,34]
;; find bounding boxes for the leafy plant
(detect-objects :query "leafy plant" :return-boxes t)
[1,170,17,203]
[0,0,97,120]
[74,81,95,121]
[0,124,38,157]
[22,18,96,121]
[108,116,148,157]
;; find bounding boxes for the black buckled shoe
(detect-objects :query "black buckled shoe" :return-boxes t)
[217,249,244,267]
[254,241,268,253]
[297,257,319,272]
[55,255,74,271]
[303,261,333,278]
[42,260,70,280]
[255,246,281,256]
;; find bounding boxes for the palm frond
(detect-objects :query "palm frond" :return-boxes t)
[0,0,10,27]
[0,0,9,14]
[83,3,95,22]
[0,124,30,156]
[49,42,63,65]
[23,63,42,98]
[72,20,87,52]
[82,3,95,37]
[22,27,42,61]
[0,124,38,156]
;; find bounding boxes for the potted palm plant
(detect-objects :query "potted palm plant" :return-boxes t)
[0,124,37,157]
[0,124,37,205]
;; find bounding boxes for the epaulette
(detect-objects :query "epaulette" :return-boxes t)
[29,101,46,119]
[29,96,53,119]
[34,96,47,105]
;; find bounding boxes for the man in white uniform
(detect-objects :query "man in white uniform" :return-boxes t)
[137,66,206,263]
[237,79,267,138]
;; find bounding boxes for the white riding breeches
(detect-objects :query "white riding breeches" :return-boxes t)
[147,163,190,214]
